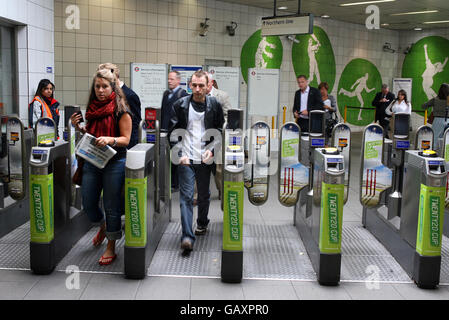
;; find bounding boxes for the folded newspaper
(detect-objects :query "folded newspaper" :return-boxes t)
[75,133,117,169]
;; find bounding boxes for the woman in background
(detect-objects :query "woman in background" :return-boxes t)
[422,83,449,146]
[28,79,60,135]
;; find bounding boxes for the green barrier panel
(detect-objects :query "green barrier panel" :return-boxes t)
[30,173,54,243]
[125,177,148,247]
[319,182,344,254]
[416,184,445,257]
[223,180,244,251]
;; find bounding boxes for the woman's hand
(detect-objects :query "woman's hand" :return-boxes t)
[70,113,84,132]
[95,136,114,148]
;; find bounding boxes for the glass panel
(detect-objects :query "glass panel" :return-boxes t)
[0,25,17,115]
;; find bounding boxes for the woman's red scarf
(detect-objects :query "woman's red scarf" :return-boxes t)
[86,92,117,138]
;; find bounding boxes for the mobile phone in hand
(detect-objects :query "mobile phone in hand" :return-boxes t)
[75,110,84,123]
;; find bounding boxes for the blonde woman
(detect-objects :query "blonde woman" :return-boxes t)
[70,68,132,265]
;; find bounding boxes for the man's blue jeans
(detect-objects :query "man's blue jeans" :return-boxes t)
[81,157,126,240]
[178,162,213,243]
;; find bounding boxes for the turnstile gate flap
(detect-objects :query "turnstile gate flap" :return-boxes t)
[441,128,449,208]
[360,124,392,208]
[278,122,309,207]
[415,125,433,152]
[245,122,270,206]
[35,117,57,146]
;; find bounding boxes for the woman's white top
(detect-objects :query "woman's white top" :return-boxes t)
[385,100,412,116]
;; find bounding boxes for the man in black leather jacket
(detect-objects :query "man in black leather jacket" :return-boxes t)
[168,70,224,252]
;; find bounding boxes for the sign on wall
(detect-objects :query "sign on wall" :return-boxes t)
[240,29,283,83]
[292,26,336,93]
[402,36,449,111]
[247,68,280,117]
[392,78,412,101]
[130,63,168,119]
[337,59,382,126]
[208,66,240,109]
[170,65,203,94]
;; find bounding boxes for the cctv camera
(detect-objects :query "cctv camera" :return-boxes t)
[226,22,238,36]
[199,18,210,37]
[286,35,299,44]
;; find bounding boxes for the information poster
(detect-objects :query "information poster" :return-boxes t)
[247,68,280,117]
[130,63,168,118]
[393,78,412,102]
[208,66,240,109]
[170,65,203,94]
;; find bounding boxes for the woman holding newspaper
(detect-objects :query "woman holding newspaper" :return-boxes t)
[70,67,132,266]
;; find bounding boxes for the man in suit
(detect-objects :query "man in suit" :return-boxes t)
[372,84,395,137]
[161,71,189,131]
[97,63,141,149]
[162,70,189,191]
[293,75,324,132]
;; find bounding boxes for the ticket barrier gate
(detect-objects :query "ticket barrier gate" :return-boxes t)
[63,106,82,209]
[438,128,449,238]
[287,111,351,285]
[124,118,171,279]
[29,139,91,274]
[361,115,445,288]
[124,144,162,279]
[142,107,171,218]
[0,116,33,238]
[221,109,245,283]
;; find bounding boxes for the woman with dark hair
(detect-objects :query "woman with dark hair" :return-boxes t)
[70,68,132,265]
[28,79,60,131]
[422,83,449,145]
[318,81,337,138]
[385,89,412,115]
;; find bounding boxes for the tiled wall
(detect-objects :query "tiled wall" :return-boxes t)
[53,0,447,131]
[0,0,54,121]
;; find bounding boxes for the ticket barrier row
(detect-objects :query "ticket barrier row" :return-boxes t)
[219,110,352,285]
[360,113,446,289]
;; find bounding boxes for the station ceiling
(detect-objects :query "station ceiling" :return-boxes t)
[220,0,449,30]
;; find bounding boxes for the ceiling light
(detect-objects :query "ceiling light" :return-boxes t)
[391,10,438,16]
[278,6,288,10]
[423,20,449,24]
[321,15,330,18]
[340,0,395,7]
[381,23,389,26]
[414,27,423,31]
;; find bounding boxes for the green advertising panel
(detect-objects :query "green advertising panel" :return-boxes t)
[223,181,244,251]
[240,29,283,83]
[402,36,449,112]
[37,132,55,145]
[319,182,344,254]
[125,177,148,247]
[416,184,445,257]
[337,59,382,126]
[292,26,336,92]
[30,174,54,243]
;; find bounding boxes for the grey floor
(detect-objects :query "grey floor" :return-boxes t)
[2,132,449,300]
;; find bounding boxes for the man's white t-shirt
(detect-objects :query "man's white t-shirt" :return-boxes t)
[183,102,206,162]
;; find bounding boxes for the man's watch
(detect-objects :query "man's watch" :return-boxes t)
[111,137,117,147]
